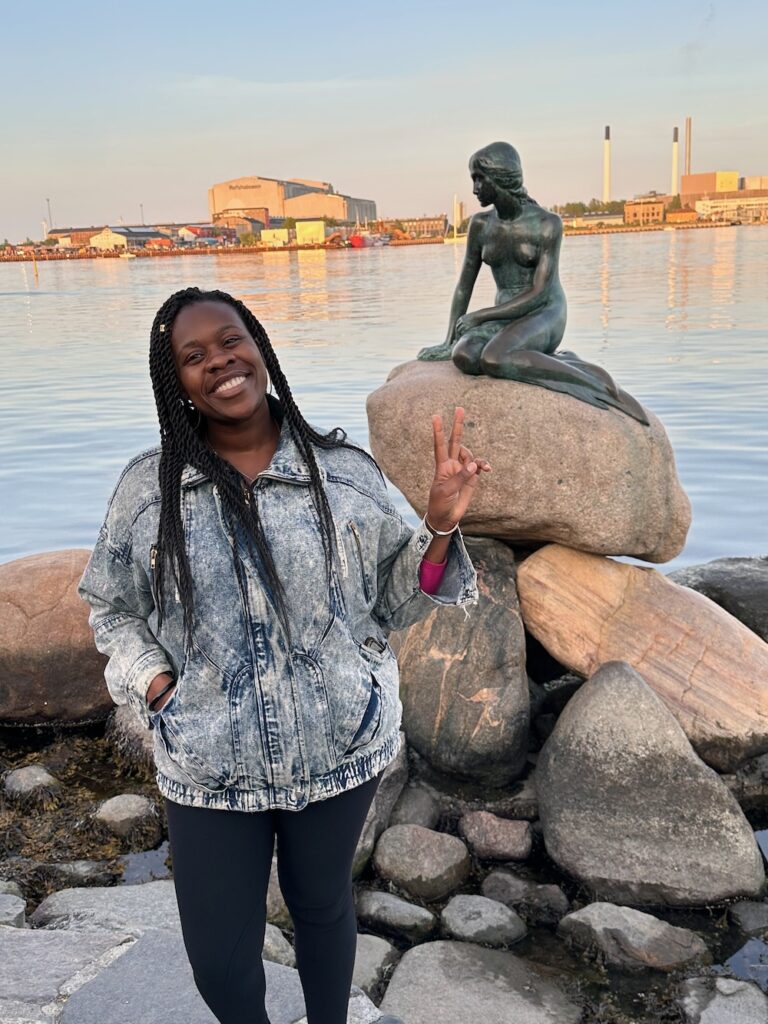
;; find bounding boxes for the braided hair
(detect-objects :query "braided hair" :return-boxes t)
[148,286,376,649]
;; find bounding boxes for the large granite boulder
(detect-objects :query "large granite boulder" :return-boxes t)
[517,544,768,772]
[367,360,690,561]
[390,538,529,785]
[536,661,765,906]
[0,549,112,725]
[668,555,768,642]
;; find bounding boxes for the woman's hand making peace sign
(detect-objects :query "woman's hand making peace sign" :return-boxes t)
[426,407,491,535]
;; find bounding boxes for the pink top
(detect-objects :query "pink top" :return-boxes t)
[418,556,448,594]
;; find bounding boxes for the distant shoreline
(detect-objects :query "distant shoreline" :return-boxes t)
[1,220,764,264]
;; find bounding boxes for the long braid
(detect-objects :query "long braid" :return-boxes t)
[147,287,376,651]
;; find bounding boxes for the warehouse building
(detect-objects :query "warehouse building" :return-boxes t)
[209,176,375,225]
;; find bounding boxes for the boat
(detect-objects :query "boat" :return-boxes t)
[118,251,137,259]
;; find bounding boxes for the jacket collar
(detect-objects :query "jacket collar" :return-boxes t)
[181,395,322,488]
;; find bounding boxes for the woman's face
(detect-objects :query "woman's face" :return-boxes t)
[469,158,497,207]
[170,301,270,427]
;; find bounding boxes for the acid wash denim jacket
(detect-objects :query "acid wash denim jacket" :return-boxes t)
[78,402,478,813]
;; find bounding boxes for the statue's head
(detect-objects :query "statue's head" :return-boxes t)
[469,142,531,208]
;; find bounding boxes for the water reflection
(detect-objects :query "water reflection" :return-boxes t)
[1,229,766,570]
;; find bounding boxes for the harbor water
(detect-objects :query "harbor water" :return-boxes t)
[1,226,766,570]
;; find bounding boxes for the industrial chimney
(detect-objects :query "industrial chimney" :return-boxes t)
[603,126,611,204]
[671,126,679,196]
[684,117,692,177]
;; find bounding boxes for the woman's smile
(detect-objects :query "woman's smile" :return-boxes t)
[209,372,250,397]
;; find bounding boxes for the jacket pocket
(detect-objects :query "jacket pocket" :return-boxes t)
[153,644,236,793]
[340,673,383,759]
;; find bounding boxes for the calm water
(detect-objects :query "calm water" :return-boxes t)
[1,227,766,570]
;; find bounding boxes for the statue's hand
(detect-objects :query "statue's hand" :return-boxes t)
[417,342,454,361]
[455,311,485,336]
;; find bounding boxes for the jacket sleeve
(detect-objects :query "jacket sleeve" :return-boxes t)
[371,498,478,634]
[77,494,172,730]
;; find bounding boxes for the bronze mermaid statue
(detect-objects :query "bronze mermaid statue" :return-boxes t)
[418,142,648,425]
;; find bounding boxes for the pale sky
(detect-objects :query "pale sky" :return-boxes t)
[2,0,766,240]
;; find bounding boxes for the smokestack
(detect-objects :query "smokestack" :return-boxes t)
[684,116,692,177]
[671,126,679,196]
[603,125,611,204]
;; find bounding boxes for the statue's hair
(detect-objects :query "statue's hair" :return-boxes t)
[471,141,539,207]
[147,286,380,649]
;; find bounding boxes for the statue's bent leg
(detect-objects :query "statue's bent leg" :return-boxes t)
[478,309,557,376]
[452,325,500,375]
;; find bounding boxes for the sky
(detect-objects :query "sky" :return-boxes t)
[2,0,766,241]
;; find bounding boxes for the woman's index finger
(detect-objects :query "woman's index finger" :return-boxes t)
[432,414,448,465]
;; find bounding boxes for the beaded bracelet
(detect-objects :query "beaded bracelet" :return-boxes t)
[148,678,176,712]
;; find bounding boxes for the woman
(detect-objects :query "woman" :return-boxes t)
[78,287,490,1024]
[419,142,648,423]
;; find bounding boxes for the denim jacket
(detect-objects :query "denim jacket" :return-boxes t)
[78,401,478,812]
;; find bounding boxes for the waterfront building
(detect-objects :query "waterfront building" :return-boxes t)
[89,226,169,250]
[47,227,104,248]
[208,176,375,226]
[666,209,698,225]
[695,195,768,222]
[561,211,624,228]
[624,193,673,225]
[394,215,448,237]
[681,171,739,204]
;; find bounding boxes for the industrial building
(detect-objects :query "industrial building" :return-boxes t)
[89,227,168,250]
[208,176,376,226]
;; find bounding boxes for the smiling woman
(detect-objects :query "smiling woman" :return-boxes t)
[75,285,488,1024]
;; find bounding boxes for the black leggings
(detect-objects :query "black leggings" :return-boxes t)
[164,771,382,1024]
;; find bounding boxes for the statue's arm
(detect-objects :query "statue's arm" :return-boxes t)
[444,219,483,344]
[478,219,560,323]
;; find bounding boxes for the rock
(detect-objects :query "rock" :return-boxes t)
[3,764,62,809]
[54,925,328,1024]
[355,889,439,943]
[0,877,24,899]
[0,892,27,927]
[0,924,133,1024]
[678,976,768,1023]
[372,824,471,901]
[367,360,690,561]
[729,900,768,937]
[407,750,539,821]
[669,556,768,642]
[30,879,182,935]
[353,736,408,878]
[558,902,709,971]
[441,894,527,946]
[391,538,529,784]
[263,923,296,968]
[458,811,532,861]
[378,938,582,1024]
[540,674,584,716]
[0,549,113,725]
[94,794,162,848]
[536,661,765,905]
[47,859,120,888]
[481,869,570,925]
[294,986,382,1024]
[517,545,768,772]
[389,783,442,829]
[352,932,400,998]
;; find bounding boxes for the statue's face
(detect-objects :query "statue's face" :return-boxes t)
[469,159,496,207]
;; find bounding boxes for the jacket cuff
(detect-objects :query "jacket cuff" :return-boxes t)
[414,515,478,606]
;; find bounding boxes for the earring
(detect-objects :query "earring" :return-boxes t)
[181,397,202,429]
